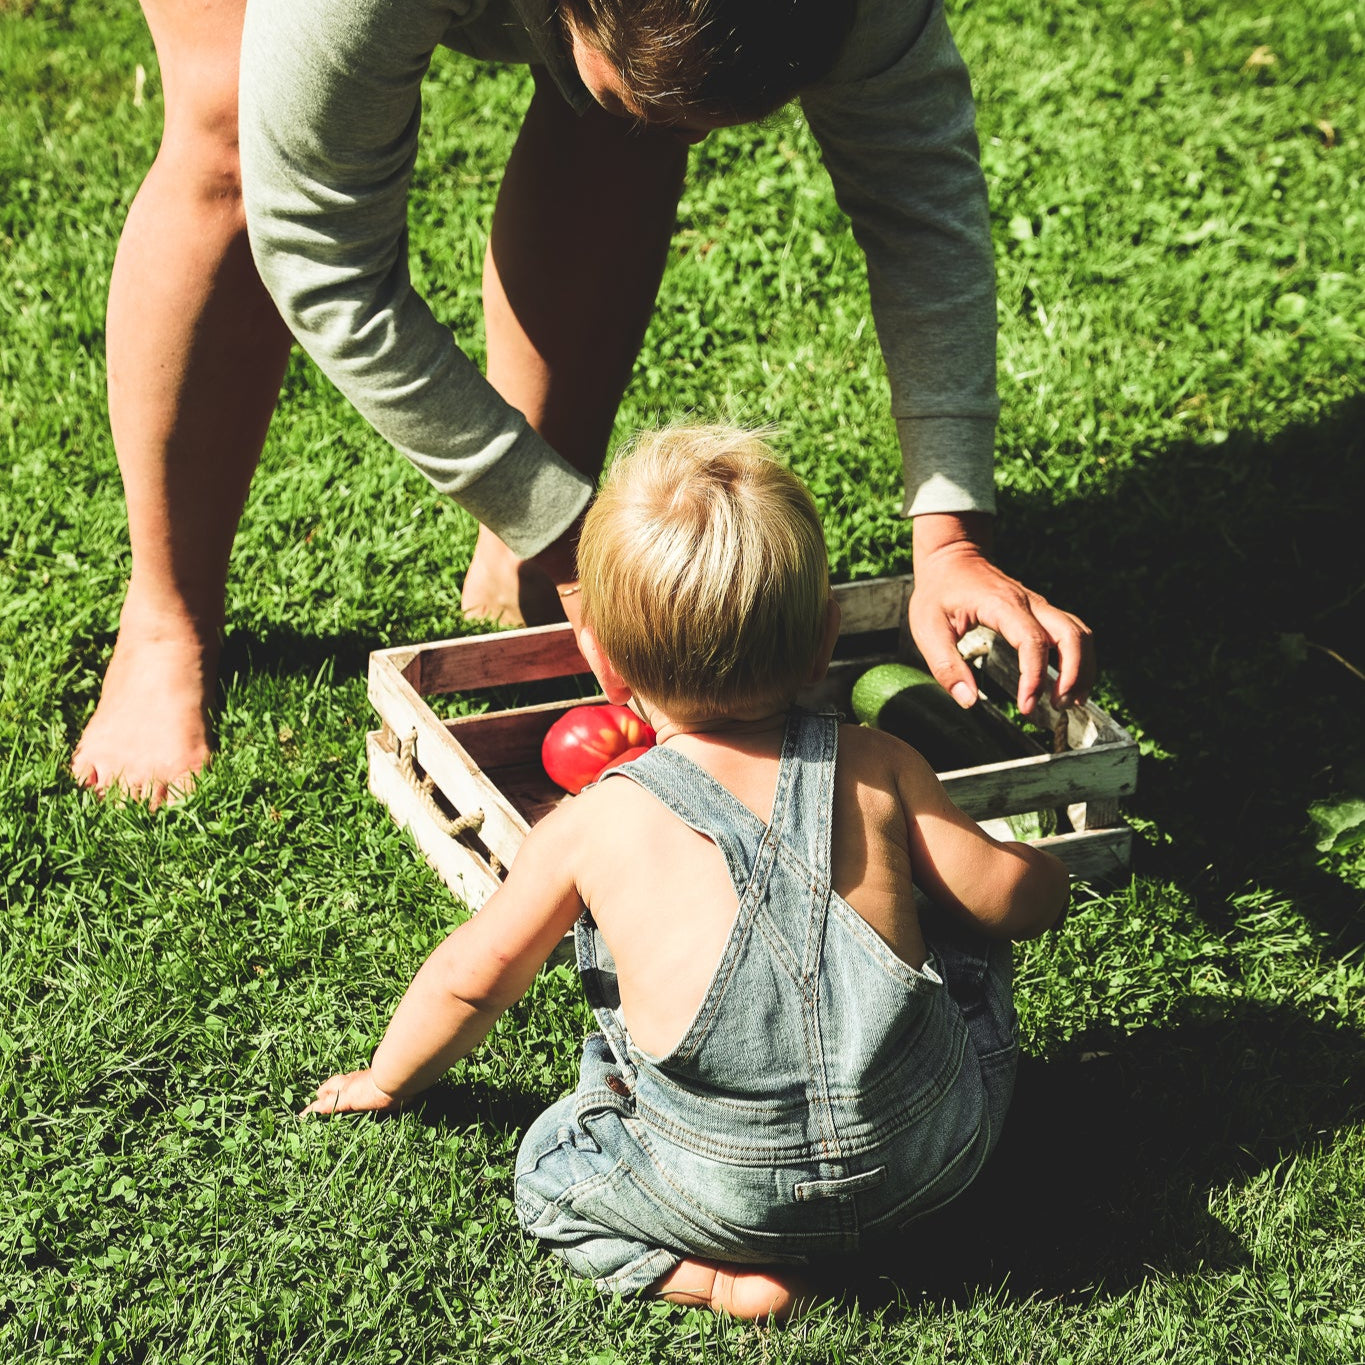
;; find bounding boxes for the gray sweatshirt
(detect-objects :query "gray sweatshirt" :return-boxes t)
[239,0,999,559]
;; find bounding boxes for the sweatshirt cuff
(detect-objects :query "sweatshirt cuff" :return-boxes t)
[896,416,998,518]
[454,426,595,560]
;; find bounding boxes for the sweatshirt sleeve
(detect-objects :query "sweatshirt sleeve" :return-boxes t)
[238,0,593,559]
[800,0,999,518]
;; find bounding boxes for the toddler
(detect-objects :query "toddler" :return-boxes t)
[305,427,1069,1319]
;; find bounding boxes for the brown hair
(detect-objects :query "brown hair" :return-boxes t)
[557,0,857,123]
[578,426,830,718]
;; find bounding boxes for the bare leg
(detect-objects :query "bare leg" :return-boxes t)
[463,77,688,625]
[653,1258,818,1321]
[72,0,293,807]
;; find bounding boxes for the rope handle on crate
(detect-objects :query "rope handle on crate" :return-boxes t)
[396,730,505,876]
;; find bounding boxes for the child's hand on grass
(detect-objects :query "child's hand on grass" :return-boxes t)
[300,1069,405,1117]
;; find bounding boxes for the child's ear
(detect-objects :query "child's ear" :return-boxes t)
[808,595,842,684]
[577,625,634,706]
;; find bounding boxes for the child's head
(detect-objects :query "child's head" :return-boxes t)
[578,426,830,719]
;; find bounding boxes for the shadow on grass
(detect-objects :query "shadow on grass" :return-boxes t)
[850,998,1365,1307]
[332,1002,1363,1313]
[410,1075,549,1136]
[216,620,591,699]
[55,625,386,754]
[308,1077,547,1138]
[218,627,386,686]
[212,390,1364,943]
[999,392,1365,948]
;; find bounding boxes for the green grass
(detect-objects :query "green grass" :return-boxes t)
[3,0,1364,1359]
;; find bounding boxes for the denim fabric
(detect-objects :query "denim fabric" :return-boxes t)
[514,711,1017,1295]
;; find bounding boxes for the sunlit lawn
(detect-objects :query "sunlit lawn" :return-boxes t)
[2,0,1363,1359]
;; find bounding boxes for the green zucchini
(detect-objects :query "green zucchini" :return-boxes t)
[850,662,1056,840]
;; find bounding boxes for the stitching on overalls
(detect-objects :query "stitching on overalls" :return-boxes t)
[537,708,1010,1272]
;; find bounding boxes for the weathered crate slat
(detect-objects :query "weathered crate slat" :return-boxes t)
[367,648,533,869]
[367,574,1137,910]
[1027,826,1132,884]
[365,727,506,908]
[414,622,589,696]
[938,745,1136,821]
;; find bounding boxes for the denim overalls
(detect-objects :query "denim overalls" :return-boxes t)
[515,710,1018,1295]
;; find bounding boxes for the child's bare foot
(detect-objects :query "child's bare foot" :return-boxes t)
[460,525,565,628]
[653,1257,816,1322]
[71,603,219,811]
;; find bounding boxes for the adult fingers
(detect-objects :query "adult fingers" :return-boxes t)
[1031,600,1096,707]
[984,596,1096,715]
[974,595,1053,716]
[910,605,980,708]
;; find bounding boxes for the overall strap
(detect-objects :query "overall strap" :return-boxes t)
[570,726,791,1075]
[575,714,810,1071]
[779,708,838,886]
[574,913,637,1081]
[597,714,806,895]
[601,711,840,984]
[759,710,838,982]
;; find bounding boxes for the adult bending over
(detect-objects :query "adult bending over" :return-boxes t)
[73,0,1094,808]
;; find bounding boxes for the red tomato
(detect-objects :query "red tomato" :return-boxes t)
[541,704,656,794]
[599,745,652,776]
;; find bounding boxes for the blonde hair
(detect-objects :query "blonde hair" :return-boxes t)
[578,426,829,716]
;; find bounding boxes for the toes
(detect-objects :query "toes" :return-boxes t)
[71,758,104,795]
[70,745,95,786]
[460,595,524,628]
[161,774,198,810]
[103,776,139,807]
[720,1269,807,1321]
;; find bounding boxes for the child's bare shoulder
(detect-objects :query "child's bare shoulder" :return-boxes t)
[534,776,641,846]
[835,721,950,836]
[561,769,672,839]
[512,792,591,871]
[560,769,696,907]
[513,780,654,903]
[837,720,934,784]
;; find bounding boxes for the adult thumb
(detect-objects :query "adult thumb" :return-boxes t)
[912,613,979,709]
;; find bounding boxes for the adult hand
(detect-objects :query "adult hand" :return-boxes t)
[299,1069,405,1118]
[530,517,586,632]
[910,513,1094,718]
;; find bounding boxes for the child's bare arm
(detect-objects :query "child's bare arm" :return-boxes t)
[302,804,586,1115]
[894,742,1069,940]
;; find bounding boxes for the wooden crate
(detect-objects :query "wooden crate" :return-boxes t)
[366,575,1137,912]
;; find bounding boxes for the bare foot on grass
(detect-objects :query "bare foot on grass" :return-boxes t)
[71,604,219,810]
[653,1258,817,1322]
[460,525,565,628]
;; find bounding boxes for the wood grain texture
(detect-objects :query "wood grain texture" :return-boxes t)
[386,575,910,698]
[366,729,504,908]
[1030,826,1133,883]
[831,576,910,634]
[368,651,531,865]
[417,624,588,695]
[446,697,607,769]
[939,742,1138,819]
